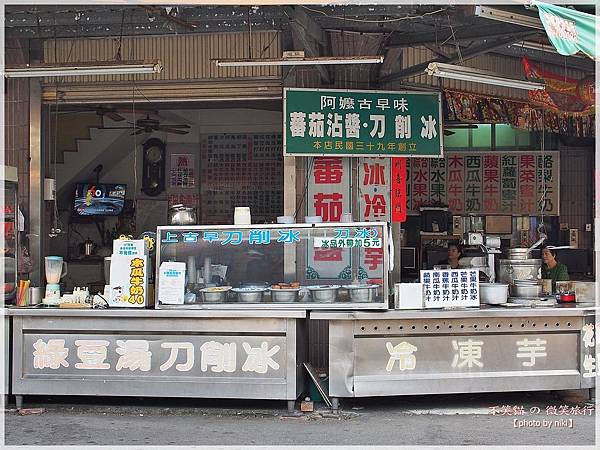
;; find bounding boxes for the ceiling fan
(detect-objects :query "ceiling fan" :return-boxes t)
[51,104,158,122]
[99,114,191,135]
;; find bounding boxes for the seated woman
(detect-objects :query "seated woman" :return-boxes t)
[541,245,569,290]
[438,242,463,269]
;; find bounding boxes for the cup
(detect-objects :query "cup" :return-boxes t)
[541,279,552,295]
[29,287,43,305]
[234,207,251,225]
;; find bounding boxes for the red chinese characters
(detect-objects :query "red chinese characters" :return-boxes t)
[314,157,343,184]
[313,192,343,222]
[391,157,407,222]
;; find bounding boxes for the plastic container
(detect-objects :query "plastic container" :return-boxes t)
[277,215,295,224]
[234,207,251,225]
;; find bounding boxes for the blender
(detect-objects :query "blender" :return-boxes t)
[45,256,68,299]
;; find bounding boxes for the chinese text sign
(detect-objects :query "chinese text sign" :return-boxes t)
[284,88,443,158]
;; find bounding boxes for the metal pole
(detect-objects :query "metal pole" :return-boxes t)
[28,79,43,285]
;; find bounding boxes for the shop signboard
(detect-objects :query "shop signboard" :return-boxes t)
[391,158,407,223]
[284,88,443,158]
[354,333,580,378]
[358,157,390,279]
[306,157,352,279]
[27,334,286,378]
[407,151,560,215]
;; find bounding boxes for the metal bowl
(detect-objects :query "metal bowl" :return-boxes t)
[345,284,378,302]
[232,287,266,303]
[200,287,231,303]
[307,285,340,303]
[511,283,542,298]
[270,288,300,303]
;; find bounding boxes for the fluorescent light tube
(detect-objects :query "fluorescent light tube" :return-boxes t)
[474,6,544,30]
[215,55,384,67]
[4,60,163,78]
[425,62,545,91]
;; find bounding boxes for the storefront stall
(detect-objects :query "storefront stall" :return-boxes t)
[10,308,306,412]
[313,306,596,410]
[10,222,389,409]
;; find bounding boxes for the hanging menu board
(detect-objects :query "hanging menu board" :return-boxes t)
[407,151,559,215]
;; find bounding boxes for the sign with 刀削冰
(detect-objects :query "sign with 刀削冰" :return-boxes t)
[284,88,443,158]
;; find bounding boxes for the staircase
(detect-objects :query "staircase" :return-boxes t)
[52,115,138,199]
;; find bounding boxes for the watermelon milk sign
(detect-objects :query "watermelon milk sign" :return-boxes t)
[284,88,443,158]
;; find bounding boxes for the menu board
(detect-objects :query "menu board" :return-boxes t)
[421,269,479,308]
[407,151,559,215]
[200,133,283,224]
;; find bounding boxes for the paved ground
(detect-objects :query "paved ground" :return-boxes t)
[3,390,596,447]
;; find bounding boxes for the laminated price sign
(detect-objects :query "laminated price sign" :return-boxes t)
[284,88,443,158]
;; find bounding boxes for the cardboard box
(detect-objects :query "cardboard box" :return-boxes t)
[109,255,149,308]
[113,239,148,257]
[158,262,186,305]
[394,283,423,309]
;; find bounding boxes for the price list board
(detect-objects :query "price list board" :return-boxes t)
[200,133,283,224]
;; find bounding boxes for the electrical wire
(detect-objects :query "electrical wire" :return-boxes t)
[300,5,447,24]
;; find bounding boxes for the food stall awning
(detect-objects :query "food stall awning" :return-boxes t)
[532,1,597,60]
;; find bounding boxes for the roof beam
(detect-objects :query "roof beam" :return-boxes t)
[286,6,331,84]
[378,31,539,85]
[386,24,536,48]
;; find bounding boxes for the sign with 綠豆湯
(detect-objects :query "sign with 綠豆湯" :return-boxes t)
[284,88,443,158]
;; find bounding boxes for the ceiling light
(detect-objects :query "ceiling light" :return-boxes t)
[425,62,545,91]
[474,6,544,30]
[215,55,384,67]
[3,60,163,78]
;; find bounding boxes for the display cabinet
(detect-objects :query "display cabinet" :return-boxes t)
[156,222,389,309]
[1,165,18,304]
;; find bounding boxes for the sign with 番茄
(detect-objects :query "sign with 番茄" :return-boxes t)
[284,88,443,158]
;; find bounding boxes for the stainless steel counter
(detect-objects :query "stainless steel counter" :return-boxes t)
[10,307,306,411]
[311,305,597,409]
[7,307,306,319]
[311,303,597,320]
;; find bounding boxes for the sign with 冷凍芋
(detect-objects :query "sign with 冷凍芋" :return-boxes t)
[407,151,560,215]
[421,269,479,308]
[284,88,443,158]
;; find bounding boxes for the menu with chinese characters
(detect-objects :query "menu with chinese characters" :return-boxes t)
[421,269,480,308]
[200,133,283,224]
[407,151,559,215]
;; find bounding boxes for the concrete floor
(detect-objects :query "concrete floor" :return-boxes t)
[3,391,596,447]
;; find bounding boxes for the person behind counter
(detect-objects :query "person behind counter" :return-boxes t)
[541,245,569,289]
[439,242,463,269]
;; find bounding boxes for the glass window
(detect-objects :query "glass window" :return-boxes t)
[472,124,492,148]
[443,128,469,148]
[156,224,388,308]
[495,124,516,147]
[515,127,531,147]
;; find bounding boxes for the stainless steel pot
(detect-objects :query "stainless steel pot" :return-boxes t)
[497,258,542,285]
[512,283,542,298]
[506,248,531,260]
[168,204,197,225]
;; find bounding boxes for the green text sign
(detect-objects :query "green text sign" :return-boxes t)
[284,88,443,158]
